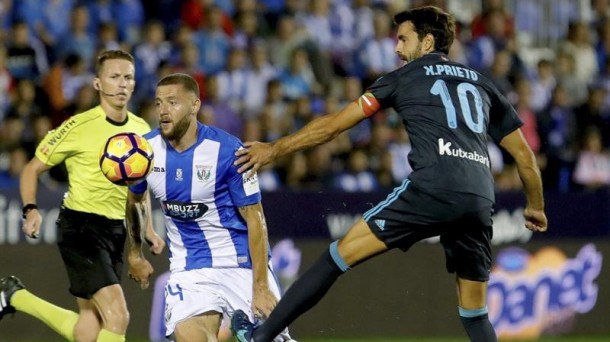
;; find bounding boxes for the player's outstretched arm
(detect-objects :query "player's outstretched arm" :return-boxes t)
[499,129,548,232]
[238,202,277,319]
[235,102,367,174]
[125,189,155,289]
[20,157,51,239]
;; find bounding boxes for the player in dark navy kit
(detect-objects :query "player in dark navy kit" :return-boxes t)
[230,6,547,342]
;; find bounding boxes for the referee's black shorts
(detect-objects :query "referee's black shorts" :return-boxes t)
[56,207,126,299]
[364,181,494,282]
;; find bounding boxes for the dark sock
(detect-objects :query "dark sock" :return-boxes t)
[460,312,497,342]
[254,247,346,342]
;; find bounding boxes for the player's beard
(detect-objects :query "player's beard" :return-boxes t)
[402,41,424,64]
[162,112,191,142]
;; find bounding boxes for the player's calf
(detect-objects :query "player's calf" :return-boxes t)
[459,306,497,342]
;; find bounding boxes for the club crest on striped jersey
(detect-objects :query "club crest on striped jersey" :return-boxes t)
[196,165,212,182]
[175,168,183,181]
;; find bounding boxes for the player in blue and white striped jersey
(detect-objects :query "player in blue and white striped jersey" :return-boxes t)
[125,73,294,342]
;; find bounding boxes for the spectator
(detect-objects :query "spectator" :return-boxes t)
[0,146,27,189]
[199,75,243,138]
[554,51,588,106]
[338,0,375,58]
[5,79,44,141]
[0,114,25,152]
[6,21,49,81]
[529,59,556,112]
[54,5,96,70]
[232,9,262,52]
[538,84,579,192]
[352,10,399,84]
[0,0,13,40]
[63,83,98,117]
[34,0,75,55]
[265,14,309,70]
[181,0,234,35]
[574,85,610,149]
[0,45,14,120]
[22,114,52,158]
[132,19,172,84]
[42,53,94,125]
[216,47,249,113]
[470,0,514,39]
[111,0,146,45]
[278,47,316,100]
[96,22,122,53]
[572,127,610,191]
[388,127,412,185]
[483,49,516,104]
[257,79,290,141]
[11,0,44,35]
[514,78,541,154]
[172,42,206,100]
[192,5,232,75]
[298,145,333,190]
[466,8,512,71]
[332,148,379,192]
[243,43,278,115]
[558,21,599,86]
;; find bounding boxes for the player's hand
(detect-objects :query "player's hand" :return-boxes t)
[251,287,278,321]
[22,209,42,239]
[127,253,154,289]
[523,208,547,233]
[145,231,165,255]
[234,141,275,176]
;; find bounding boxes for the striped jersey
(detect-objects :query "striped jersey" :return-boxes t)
[130,122,262,272]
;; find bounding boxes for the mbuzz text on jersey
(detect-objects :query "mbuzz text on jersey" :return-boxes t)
[424,64,478,81]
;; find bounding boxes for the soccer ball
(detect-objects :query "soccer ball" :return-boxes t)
[99,132,154,185]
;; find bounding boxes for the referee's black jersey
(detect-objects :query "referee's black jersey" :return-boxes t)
[368,52,522,201]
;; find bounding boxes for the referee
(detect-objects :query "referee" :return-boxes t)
[0,50,163,342]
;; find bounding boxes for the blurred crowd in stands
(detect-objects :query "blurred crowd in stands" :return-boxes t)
[0,0,609,194]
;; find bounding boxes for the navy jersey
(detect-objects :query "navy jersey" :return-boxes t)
[368,52,522,201]
[130,122,262,272]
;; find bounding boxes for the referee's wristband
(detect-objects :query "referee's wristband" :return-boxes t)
[22,204,38,219]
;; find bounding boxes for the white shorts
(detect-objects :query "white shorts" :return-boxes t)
[164,266,294,341]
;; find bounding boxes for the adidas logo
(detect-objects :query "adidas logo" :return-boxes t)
[374,219,386,230]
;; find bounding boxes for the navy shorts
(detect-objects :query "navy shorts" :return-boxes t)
[363,181,494,282]
[56,207,126,299]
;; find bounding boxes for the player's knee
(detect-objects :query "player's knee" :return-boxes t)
[456,277,487,309]
[174,322,218,342]
[175,329,218,342]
